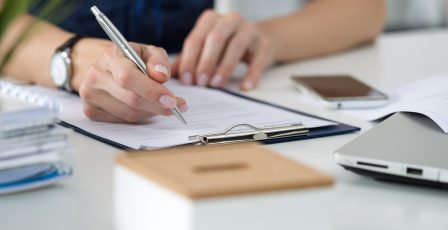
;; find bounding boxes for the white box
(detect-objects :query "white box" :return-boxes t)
[114,143,333,230]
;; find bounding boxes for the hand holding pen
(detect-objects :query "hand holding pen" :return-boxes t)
[72,6,188,124]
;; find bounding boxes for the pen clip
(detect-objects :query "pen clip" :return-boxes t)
[189,123,309,146]
[91,5,148,74]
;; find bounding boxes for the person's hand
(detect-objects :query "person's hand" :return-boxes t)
[75,41,187,123]
[174,10,275,90]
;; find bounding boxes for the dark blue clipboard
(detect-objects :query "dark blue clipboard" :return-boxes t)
[59,89,359,149]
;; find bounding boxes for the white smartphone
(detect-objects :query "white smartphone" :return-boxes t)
[291,75,389,109]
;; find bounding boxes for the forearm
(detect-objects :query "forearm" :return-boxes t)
[257,0,386,62]
[1,14,73,85]
[0,14,110,90]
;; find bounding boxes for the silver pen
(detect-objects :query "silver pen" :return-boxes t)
[90,5,187,125]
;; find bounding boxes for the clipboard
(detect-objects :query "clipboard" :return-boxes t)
[188,123,309,145]
[59,89,359,149]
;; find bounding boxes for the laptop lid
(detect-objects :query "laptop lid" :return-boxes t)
[335,113,448,188]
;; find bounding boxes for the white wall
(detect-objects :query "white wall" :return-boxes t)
[386,0,448,30]
[214,0,448,31]
[215,0,305,21]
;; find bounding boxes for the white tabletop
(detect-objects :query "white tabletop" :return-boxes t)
[1,29,448,230]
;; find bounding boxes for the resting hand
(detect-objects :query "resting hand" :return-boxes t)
[175,10,275,90]
[75,41,187,123]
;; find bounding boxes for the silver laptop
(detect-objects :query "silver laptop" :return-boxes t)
[335,112,448,189]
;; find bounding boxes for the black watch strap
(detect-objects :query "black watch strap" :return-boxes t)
[56,35,83,52]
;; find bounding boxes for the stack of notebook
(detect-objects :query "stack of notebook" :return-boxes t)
[0,107,72,195]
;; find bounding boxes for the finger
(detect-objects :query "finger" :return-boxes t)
[175,96,189,113]
[103,57,181,109]
[171,57,180,80]
[212,22,255,88]
[139,44,171,84]
[83,98,186,123]
[196,13,243,87]
[79,77,155,122]
[240,38,272,91]
[79,76,130,123]
[85,88,162,123]
[83,104,125,123]
[104,74,187,115]
[178,10,219,85]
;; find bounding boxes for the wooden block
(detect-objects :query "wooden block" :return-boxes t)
[116,143,333,199]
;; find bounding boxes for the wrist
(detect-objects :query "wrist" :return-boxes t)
[70,38,112,91]
[50,35,85,92]
[256,21,283,64]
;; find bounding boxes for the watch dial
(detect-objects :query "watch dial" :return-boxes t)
[50,54,68,87]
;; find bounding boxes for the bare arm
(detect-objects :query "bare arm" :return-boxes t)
[258,0,386,62]
[0,14,109,90]
[0,14,186,123]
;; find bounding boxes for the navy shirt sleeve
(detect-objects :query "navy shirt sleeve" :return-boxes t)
[29,0,213,53]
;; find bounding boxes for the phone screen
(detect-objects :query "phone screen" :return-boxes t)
[292,75,387,100]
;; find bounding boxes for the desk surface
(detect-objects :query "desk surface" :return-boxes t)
[1,29,448,230]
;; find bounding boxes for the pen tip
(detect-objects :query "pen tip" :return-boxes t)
[172,107,188,125]
[180,117,188,125]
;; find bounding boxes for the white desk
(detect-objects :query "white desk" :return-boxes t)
[1,29,448,230]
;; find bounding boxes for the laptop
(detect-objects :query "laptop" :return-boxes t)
[335,112,448,189]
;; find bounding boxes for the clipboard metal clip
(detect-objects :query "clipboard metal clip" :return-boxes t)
[189,123,309,146]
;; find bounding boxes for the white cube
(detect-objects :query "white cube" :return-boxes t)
[114,143,333,230]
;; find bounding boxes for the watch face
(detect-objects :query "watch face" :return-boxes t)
[50,52,69,87]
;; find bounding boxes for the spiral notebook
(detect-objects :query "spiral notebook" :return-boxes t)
[0,80,359,149]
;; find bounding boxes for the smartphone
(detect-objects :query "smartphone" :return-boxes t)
[291,75,389,109]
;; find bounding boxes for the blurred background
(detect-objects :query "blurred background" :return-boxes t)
[215,0,448,33]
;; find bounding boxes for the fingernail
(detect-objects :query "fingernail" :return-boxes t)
[179,104,189,113]
[197,73,209,87]
[181,72,193,85]
[154,64,169,76]
[210,74,224,87]
[243,80,253,90]
[159,95,177,108]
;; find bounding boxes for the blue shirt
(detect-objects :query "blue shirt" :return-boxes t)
[30,0,213,53]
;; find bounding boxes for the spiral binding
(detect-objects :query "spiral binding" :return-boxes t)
[0,80,59,111]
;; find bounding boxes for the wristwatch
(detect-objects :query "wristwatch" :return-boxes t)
[50,35,83,92]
